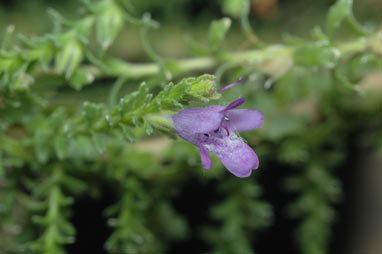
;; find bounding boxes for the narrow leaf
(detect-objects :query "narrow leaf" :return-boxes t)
[208,18,231,51]
[91,131,105,154]
[326,0,352,35]
[119,123,135,143]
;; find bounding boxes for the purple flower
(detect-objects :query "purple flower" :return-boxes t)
[172,97,264,177]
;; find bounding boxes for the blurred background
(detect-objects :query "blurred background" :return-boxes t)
[0,0,381,254]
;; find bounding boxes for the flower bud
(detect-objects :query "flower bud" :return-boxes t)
[95,1,124,50]
[55,36,83,79]
[187,74,221,101]
[69,67,95,90]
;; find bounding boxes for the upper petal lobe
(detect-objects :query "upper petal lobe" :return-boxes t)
[227,109,264,132]
[172,106,224,144]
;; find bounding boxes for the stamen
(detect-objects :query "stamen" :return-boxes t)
[217,77,244,92]
[221,97,245,112]
[222,125,230,136]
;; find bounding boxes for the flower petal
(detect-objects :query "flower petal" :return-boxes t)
[204,134,259,177]
[199,145,212,169]
[172,106,225,144]
[227,109,264,132]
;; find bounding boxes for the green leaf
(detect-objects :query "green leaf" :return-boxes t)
[160,98,183,110]
[184,35,209,56]
[326,0,352,35]
[91,131,105,154]
[130,114,139,125]
[37,44,55,71]
[150,83,173,108]
[167,81,188,100]
[67,136,97,159]
[119,123,135,143]
[155,202,188,240]
[208,18,231,51]
[12,72,34,92]
[120,94,135,112]
[1,25,15,51]
[61,174,86,194]
[294,44,338,68]
[0,52,23,79]
[346,13,369,36]
[46,8,73,27]
[334,69,360,93]
[311,26,329,42]
[34,130,50,164]
[221,0,248,18]
[142,119,153,135]
[133,82,150,110]
[83,102,105,123]
[54,135,68,160]
[74,16,95,37]
[283,34,309,47]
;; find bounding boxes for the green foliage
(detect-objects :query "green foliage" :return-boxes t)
[105,178,162,254]
[208,18,232,52]
[93,0,125,50]
[294,44,338,68]
[203,179,272,254]
[326,0,367,37]
[0,0,381,253]
[28,167,84,254]
[285,164,342,254]
[221,0,249,18]
[326,0,353,35]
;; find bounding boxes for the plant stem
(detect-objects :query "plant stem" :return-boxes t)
[39,31,379,83]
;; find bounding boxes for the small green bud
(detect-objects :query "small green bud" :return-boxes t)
[69,67,95,90]
[55,37,83,79]
[96,2,124,50]
[187,74,221,101]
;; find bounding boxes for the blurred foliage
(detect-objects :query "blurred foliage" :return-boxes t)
[0,0,381,253]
